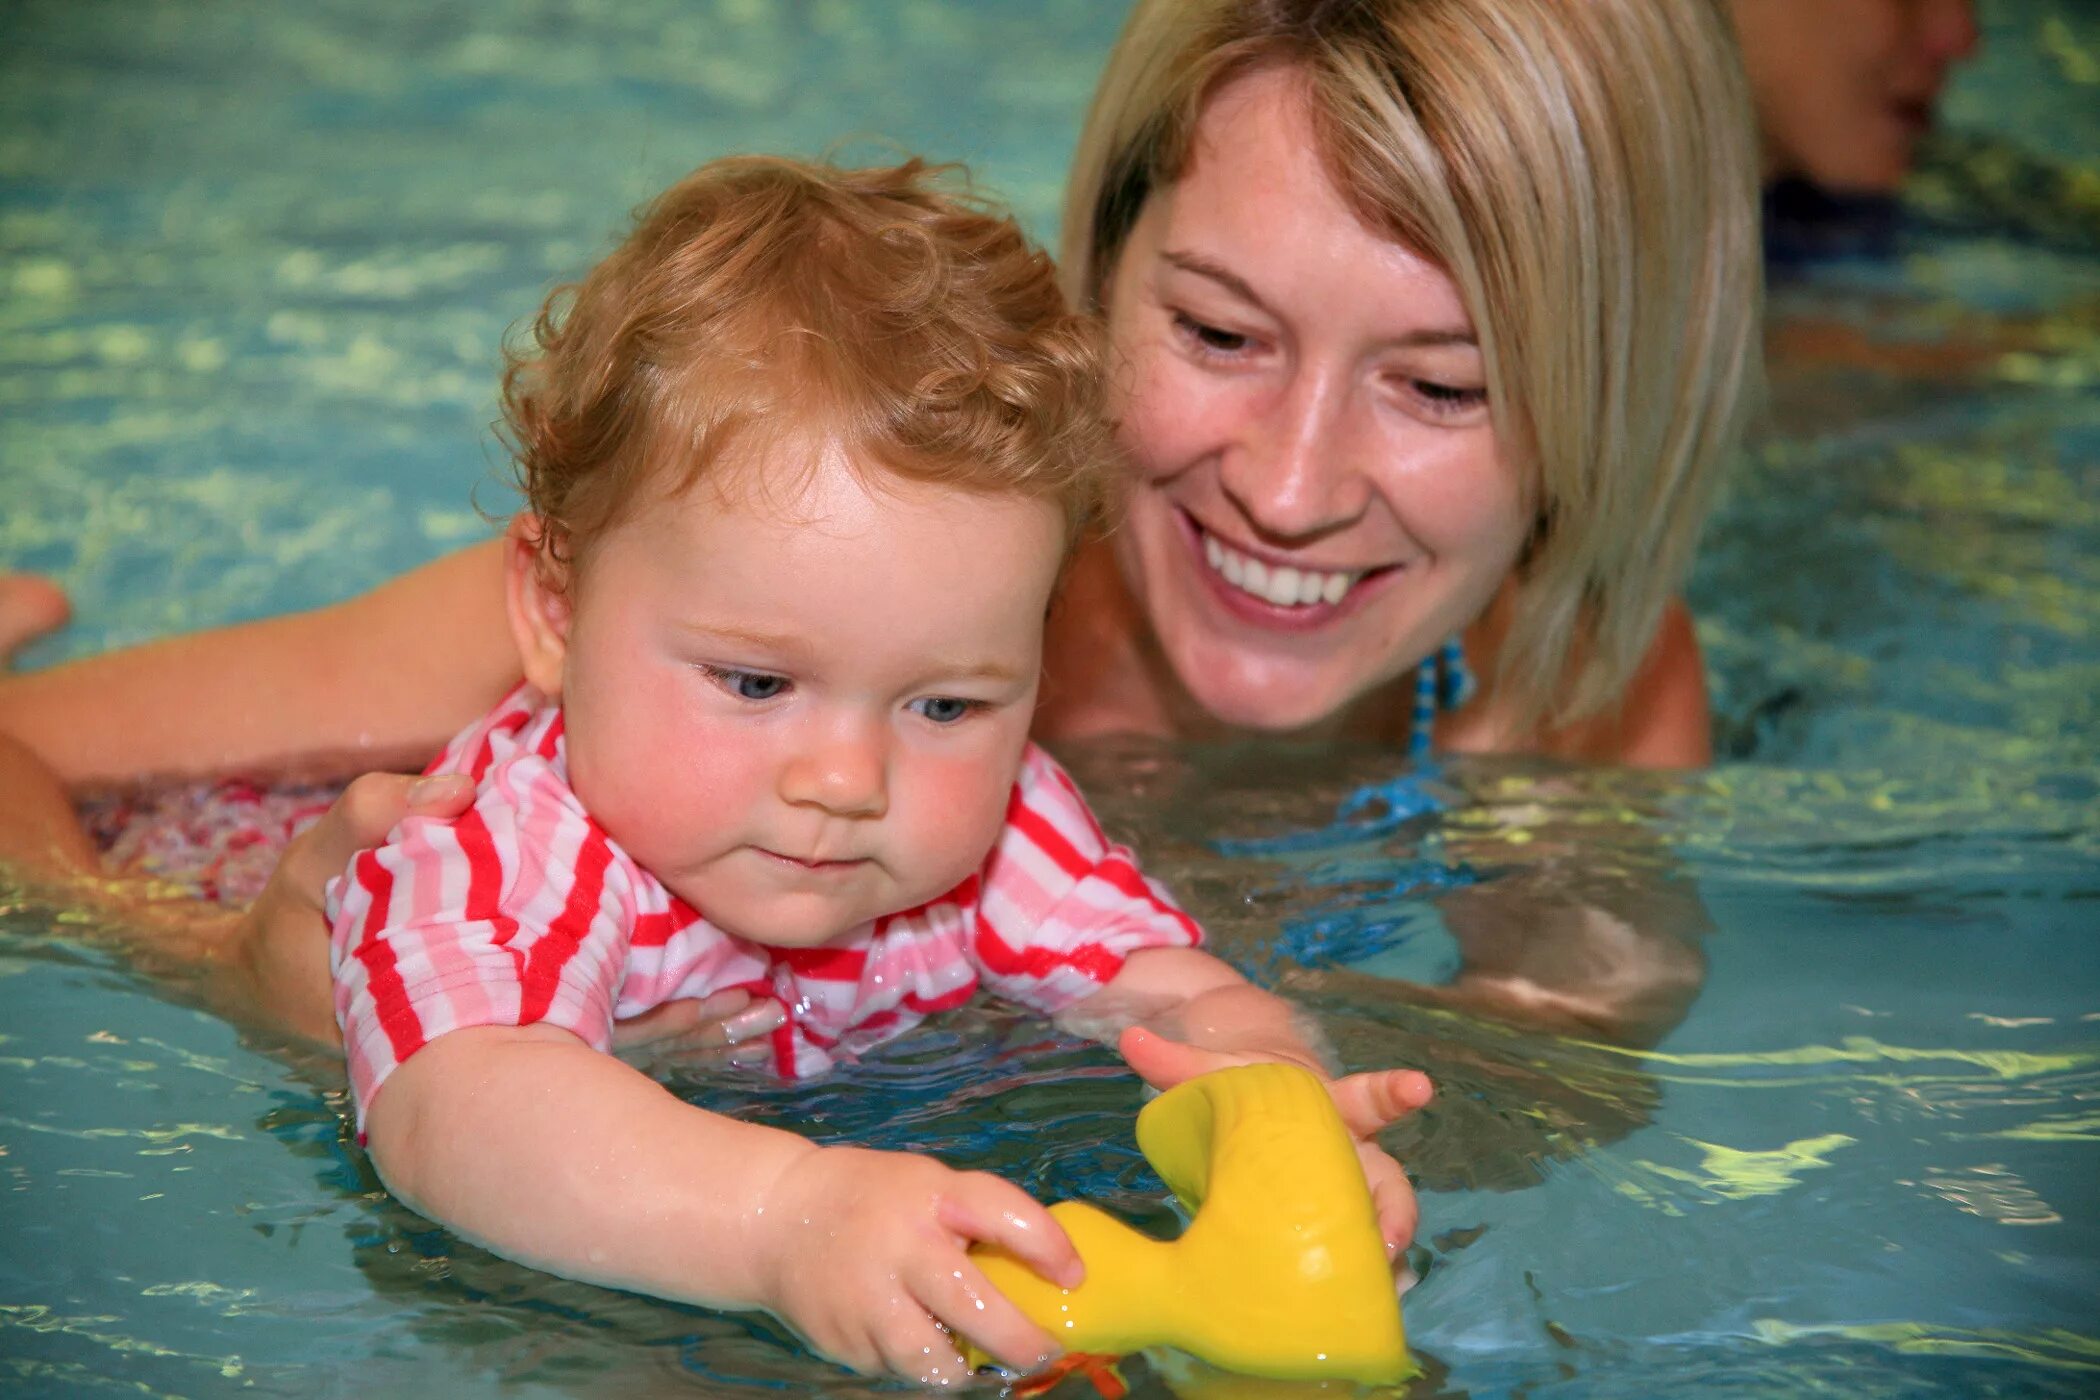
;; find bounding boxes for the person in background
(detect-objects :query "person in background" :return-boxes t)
[1728,0,1982,262]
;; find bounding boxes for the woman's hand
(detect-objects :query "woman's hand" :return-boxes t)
[755,1145,1081,1383]
[1117,1025,1430,1257]
[609,990,786,1071]
[228,771,477,1043]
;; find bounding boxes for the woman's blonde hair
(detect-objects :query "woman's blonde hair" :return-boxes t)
[1064,0,1762,730]
[503,157,1109,578]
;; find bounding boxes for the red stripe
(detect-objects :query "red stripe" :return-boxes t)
[454,807,506,926]
[537,710,564,760]
[902,980,978,1016]
[349,851,426,1068]
[632,910,679,948]
[468,708,531,783]
[770,1016,799,1078]
[1091,855,1204,944]
[1004,796,1093,880]
[519,825,613,1023]
[635,894,705,949]
[973,908,1125,985]
[773,944,868,982]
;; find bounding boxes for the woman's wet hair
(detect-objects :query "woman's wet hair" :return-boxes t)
[501,157,1111,583]
[1065,0,1764,729]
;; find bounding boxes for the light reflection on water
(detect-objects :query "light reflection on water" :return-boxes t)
[3,1,2098,1396]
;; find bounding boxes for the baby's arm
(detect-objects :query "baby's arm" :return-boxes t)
[1073,946,1431,1253]
[364,1021,1078,1381]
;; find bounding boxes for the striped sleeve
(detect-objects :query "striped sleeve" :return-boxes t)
[326,748,635,1132]
[969,744,1203,1015]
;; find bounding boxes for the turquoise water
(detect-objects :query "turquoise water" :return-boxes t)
[3,2,2097,1396]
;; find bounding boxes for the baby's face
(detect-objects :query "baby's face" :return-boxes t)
[542,440,1065,948]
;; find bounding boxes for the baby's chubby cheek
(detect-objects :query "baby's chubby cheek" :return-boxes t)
[561,681,758,875]
[898,751,1026,893]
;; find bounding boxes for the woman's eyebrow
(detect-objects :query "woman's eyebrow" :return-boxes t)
[1162,248,1272,311]
[1160,247,1476,347]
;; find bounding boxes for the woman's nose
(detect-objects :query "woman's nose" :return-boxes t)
[779,720,888,819]
[1217,366,1368,541]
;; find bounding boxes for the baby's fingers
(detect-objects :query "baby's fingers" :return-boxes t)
[937,1173,1082,1294]
[872,1310,975,1388]
[916,1255,1059,1378]
[1358,1144,1421,1258]
[1327,1066,1434,1139]
[1116,1025,1243,1092]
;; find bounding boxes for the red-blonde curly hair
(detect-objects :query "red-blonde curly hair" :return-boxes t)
[498,156,1110,580]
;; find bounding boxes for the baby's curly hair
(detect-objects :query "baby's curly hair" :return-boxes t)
[499,157,1110,577]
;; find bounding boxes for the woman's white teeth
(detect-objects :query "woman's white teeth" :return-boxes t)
[1202,531,1356,608]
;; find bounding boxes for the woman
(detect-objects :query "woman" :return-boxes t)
[0,0,1760,1048]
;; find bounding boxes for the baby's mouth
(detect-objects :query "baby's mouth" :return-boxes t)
[757,848,869,873]
[1191,517,1392,611]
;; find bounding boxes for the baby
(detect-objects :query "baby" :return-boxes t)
[326,157,1428,1384]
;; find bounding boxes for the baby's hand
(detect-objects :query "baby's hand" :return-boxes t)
[1117,1026,1431,1256]
[754,1145,1081,1385]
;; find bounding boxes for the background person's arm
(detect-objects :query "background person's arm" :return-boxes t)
[0,539,515,789]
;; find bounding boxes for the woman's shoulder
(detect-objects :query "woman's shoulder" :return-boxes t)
[1443,596,1710,769]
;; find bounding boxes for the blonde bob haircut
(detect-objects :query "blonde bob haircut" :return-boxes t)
[1064,0,1763,729]
[502,157,1109,581]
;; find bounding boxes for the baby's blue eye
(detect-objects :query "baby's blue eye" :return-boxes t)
[911,696,976,724]
[707,667,789,701]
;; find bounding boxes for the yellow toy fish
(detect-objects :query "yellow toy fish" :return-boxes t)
[969,1061,1412,1385]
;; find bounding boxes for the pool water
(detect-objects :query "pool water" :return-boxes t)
[3,2,2097,1396]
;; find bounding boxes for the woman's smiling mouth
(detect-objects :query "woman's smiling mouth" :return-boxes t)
[1178,510,1400,626]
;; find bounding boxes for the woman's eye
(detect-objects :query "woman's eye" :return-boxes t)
[909,696,979,724]
[1409,379,1488,415]
[704,666,789,701]
[1171,311,1252,356]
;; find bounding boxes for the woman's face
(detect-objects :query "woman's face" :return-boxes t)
[1100,66,1528,734]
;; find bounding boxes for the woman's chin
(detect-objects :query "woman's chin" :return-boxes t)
[1177,651,1372,736]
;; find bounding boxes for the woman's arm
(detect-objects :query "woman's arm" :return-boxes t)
[367,1023,1078,1380]
[0,539,516,789]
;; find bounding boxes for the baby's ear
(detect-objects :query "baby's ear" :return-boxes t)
[504,514,572,699]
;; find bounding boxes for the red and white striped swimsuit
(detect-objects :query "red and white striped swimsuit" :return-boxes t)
[326,686,1201,1128]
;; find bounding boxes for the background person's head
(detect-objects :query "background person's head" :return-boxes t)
[1062,0,1763,736]
[1729,0,1980,194]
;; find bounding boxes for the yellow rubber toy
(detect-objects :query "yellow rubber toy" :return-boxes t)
[969,1061,1412,1385]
